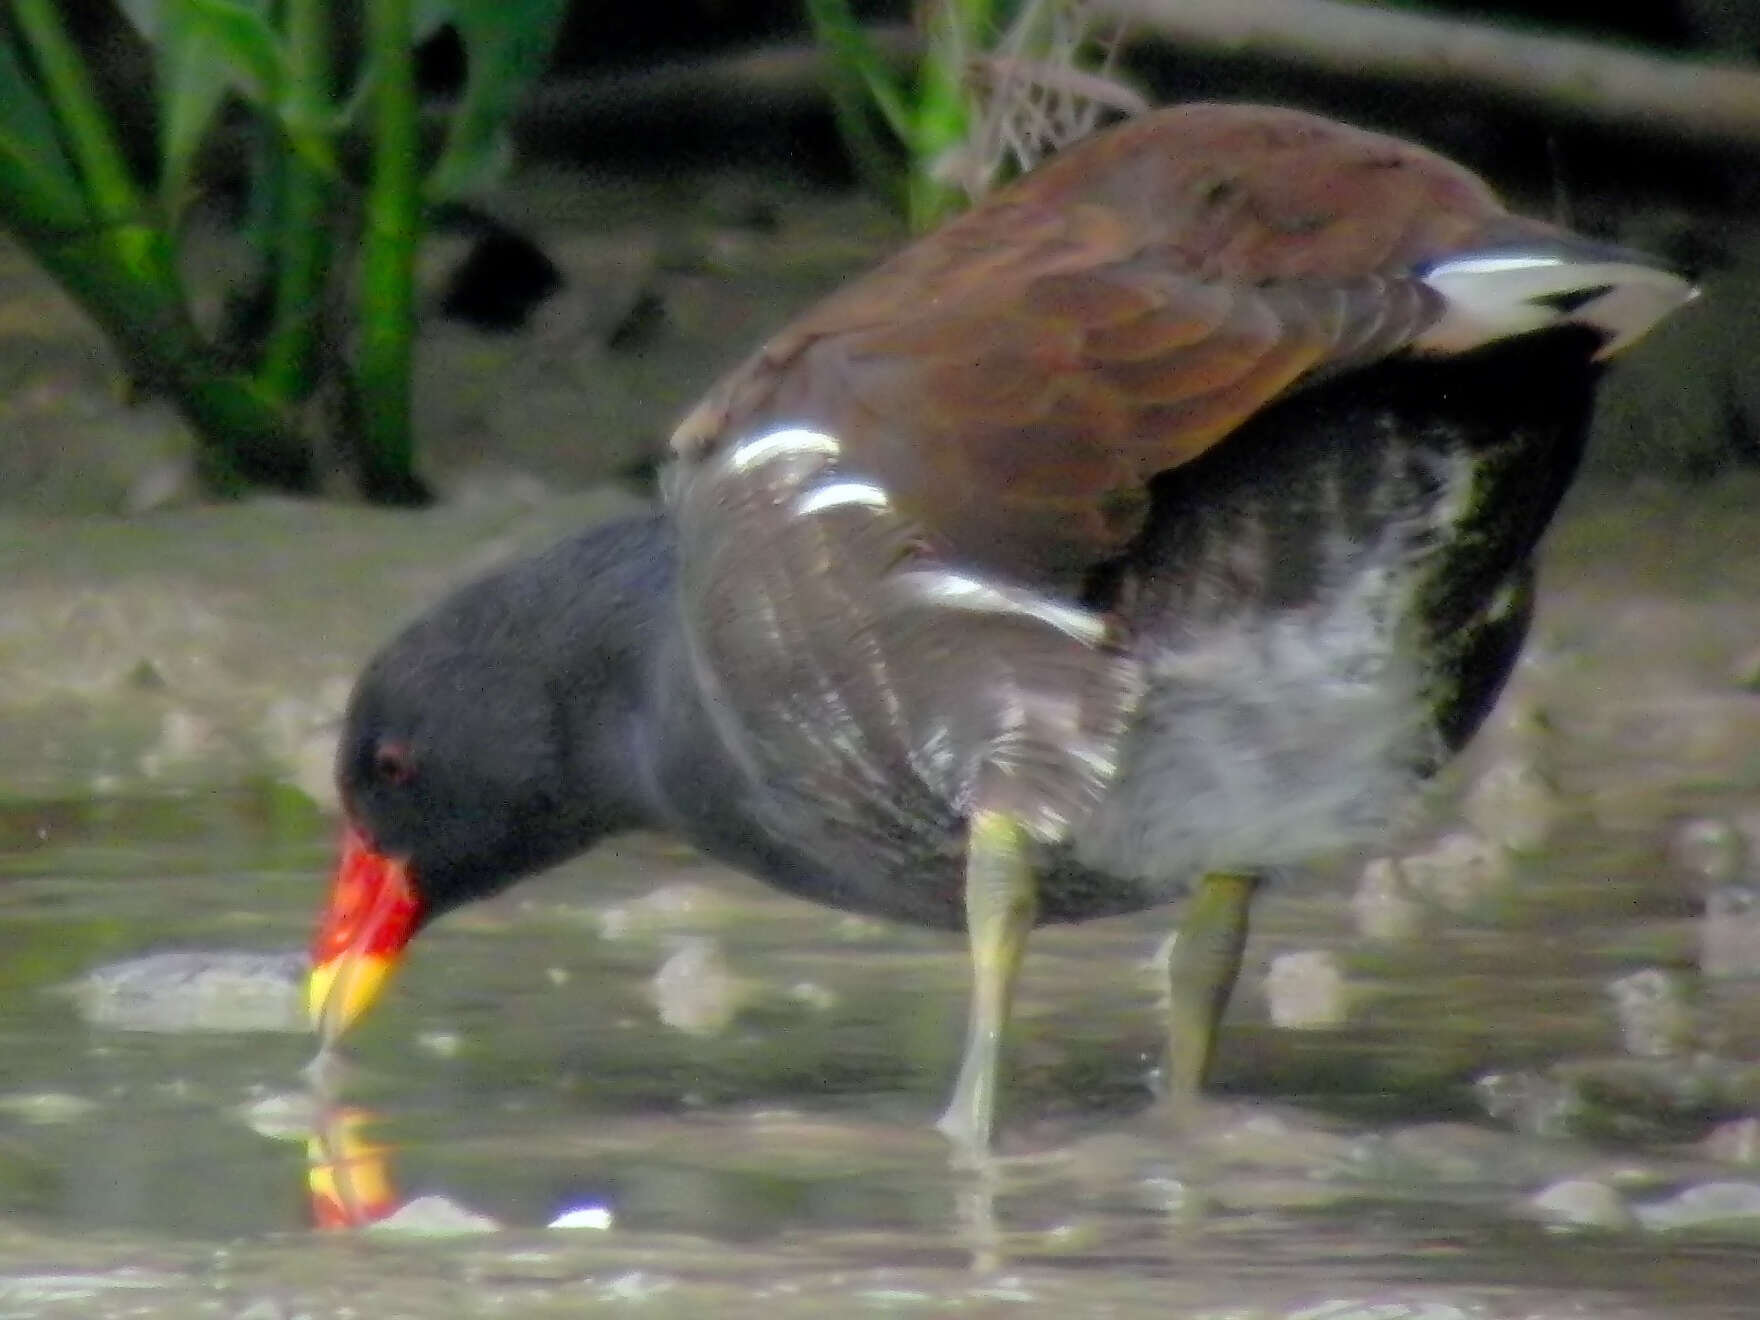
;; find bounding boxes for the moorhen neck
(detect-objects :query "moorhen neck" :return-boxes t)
[308,103,1695,1153]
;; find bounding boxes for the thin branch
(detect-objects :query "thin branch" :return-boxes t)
[974,57,1150,121]
[958,0,1145,196]
[1095,0,1760,150]
[509,13,1760,157]
[514,29,921,138]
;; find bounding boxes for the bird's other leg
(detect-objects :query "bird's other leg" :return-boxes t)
[1163,871,1259,1124]
[936,808,1038,1161]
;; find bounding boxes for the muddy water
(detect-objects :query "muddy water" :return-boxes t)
[1,479,1759,1317]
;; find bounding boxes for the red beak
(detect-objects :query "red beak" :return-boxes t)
[307,825,423,1043]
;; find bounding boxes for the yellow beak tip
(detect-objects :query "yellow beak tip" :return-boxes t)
[307,953,398,1040]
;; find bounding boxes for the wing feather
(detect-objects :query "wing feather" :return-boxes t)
[672,103,1548,581]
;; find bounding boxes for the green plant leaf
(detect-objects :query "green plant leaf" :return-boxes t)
[804,0,907,213]
[0,25,89,231]
[417,0,570,201]
[412,0,456,43]
[113,0,159,40]
[807,0,911,141]
[117,0,288,214]
[118,0,285,101]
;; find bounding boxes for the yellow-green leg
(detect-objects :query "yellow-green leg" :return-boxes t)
[936,809,1038,1158]
[1163,871,1258,1120]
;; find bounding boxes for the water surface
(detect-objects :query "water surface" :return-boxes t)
[2,480,1759,1316]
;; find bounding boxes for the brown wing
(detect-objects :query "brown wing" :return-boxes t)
[672,103,1556,583]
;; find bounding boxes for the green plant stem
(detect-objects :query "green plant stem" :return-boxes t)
[16,226,313,492]
[355,0,427,503]
[259,0,335,403]
[908,0,993,231]
[0,133,89,237]
[8,0,312,491]
[11,0,166,281]
[805,0,906,213]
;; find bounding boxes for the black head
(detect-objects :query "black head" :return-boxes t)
[335,514,673,924]
[309,515,674,1043]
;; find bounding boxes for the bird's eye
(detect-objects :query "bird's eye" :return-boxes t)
[372,741,416,787]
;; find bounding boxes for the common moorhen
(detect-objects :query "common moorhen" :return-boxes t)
[309,103,1695,1151]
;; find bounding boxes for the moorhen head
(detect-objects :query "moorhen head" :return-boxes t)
[309,103,1695,1152]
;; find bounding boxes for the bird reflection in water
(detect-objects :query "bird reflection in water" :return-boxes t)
[304,1104,402,1230]
[294,1079,1023,1265]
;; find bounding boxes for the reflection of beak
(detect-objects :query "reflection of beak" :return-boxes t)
[308,825,423,1043]
[307,1107,400,1229]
